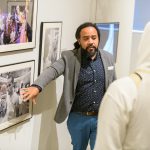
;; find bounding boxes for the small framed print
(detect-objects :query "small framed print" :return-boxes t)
[38,22,62,74]
[0,0,37,52]
[0,60,35,130]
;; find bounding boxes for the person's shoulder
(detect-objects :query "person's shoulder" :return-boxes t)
[108,76,137,96]
[99,49,112,56]
[111,77,132,87]
[99,49,114,60]
[61,49,78,56]
[104,76,137,110]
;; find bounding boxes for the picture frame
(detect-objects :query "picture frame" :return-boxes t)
[96,22,119,62]
[38,22,62,75]
[0,0,37,52]
[0,60,35,131]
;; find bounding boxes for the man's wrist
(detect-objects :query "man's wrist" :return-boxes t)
[31,84,42,93]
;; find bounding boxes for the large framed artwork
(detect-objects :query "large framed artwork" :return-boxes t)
[0,60,35,131]
[96,22,119,62]
[38,22,62,75]
[0,0,37,52]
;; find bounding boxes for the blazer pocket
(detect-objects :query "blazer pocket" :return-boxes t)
[107,69,115,82]
[107,66,114,70]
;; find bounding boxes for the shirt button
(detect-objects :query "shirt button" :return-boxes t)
[93,70,96,72]
[94,80,96,82]
[93,101,95,104]
[94,90,96,93]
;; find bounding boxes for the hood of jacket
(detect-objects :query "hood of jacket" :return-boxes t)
[135,22,150,74]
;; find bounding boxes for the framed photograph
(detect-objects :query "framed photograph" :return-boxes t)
[96,22,119,62]
[38,22,62,75]
[0,60,35,131]
[0,0,37,52]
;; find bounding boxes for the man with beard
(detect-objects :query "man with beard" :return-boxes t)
[21,22,116,150]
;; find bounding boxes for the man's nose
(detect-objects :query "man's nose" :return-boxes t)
[88,38,94,44]
[88,40,94,46]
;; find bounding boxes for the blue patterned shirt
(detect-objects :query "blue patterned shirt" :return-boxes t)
[72,50,105,112]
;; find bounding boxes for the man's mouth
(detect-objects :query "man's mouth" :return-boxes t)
[87,46,96,51]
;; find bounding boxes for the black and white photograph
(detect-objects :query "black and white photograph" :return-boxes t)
[0,61,34,130]
[0,0,37,52]
[39,22,62,74]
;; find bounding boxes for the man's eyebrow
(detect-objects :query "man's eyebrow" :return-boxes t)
[82,35,97,38]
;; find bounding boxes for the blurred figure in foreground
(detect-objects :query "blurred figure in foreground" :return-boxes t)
[94,22,150,150]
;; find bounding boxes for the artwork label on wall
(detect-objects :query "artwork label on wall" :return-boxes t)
[0,60,35,131]
[38,22,62,74]
[0,0,37,52]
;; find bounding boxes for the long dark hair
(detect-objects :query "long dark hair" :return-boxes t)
[74,22,100,49]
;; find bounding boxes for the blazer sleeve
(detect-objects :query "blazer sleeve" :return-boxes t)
[33,58,65,89]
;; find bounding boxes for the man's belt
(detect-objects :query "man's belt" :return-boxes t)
[77,111,98,116]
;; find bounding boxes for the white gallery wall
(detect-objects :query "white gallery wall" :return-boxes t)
[0,0,142,149]
[130,0,150,71]
[133,0,150,30]
[0,0,96,150]
[130,31,143,72]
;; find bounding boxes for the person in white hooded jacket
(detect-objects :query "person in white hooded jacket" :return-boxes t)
[94,22,150,150]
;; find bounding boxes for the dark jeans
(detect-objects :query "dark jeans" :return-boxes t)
[67,112,98,150]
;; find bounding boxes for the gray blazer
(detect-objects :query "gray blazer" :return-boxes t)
[34,48,116,123]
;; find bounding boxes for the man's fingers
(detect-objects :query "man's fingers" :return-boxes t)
[22,95,37,104]
[20,87,39,104]
[21,92,37,105]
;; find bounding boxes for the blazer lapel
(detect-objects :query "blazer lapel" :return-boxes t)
[74,48,81,92]
[99,49,109,90]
